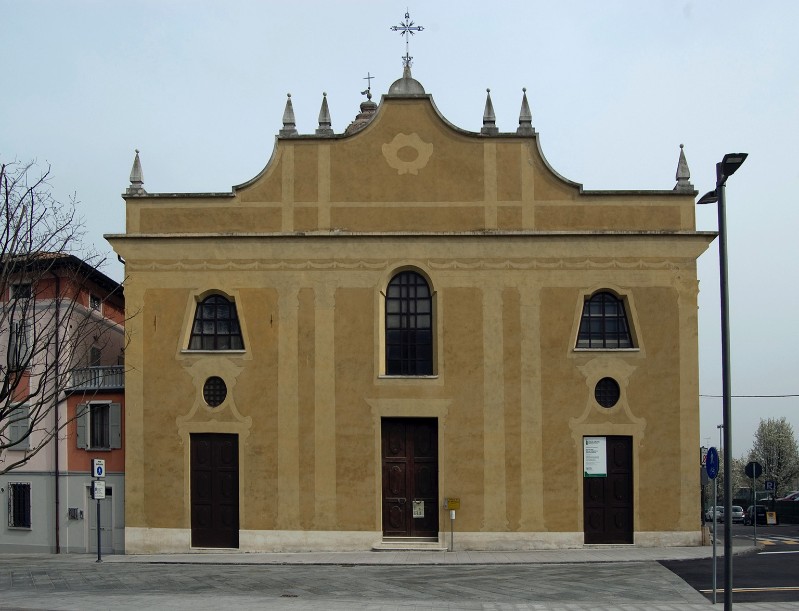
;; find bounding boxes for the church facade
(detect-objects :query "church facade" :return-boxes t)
[108,68,712,553]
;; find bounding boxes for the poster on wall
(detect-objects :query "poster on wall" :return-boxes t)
[584,436,607,477]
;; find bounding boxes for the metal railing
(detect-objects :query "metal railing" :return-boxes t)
[70,366,124,391]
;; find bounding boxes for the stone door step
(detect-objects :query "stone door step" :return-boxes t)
[372,537,447,552]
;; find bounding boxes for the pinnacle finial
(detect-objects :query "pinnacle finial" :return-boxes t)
[316,92,334,136]
[674,143,694,192]
[280,93,298,137]
[517,87,534,135]
[481,88,498,135]
[126,149,146,195]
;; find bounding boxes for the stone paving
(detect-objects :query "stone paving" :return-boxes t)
[0,550,796,610]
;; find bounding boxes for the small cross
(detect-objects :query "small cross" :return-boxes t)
[361,72,375,100]
[390,10,424,68]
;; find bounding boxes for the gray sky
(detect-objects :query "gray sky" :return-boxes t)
[2,1,797,459]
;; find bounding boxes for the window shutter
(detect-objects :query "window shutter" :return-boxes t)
[9,406,30,449]
[76,404,88,449]
[109,403,122,449]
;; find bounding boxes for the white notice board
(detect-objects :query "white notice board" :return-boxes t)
[584,437,607,477]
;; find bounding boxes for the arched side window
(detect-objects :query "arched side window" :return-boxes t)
[576,292,633,349]
[385,271,433,375]
[188,294,244,351]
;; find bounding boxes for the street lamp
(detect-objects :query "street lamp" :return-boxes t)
[698,152,747,609]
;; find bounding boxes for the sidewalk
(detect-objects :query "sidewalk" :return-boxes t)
[101,543,757,565]
[2,543,787,611]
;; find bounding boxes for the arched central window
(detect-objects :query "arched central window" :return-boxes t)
[577,291,633,349]
[385,271,433,375]
[188,294,244,351]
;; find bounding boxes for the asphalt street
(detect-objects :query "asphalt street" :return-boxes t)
[662,523,799,606]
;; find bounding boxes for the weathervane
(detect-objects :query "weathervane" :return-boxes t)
[390,10,424,68]
[361,71,375,100]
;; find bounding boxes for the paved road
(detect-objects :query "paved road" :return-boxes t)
[662,523,799,605]
[0,552,796,611]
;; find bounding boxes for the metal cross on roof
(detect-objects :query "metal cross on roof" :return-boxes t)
[361,72,375,99]
[390,10,424,68]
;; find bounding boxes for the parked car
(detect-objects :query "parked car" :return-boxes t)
[729,505,745,523]
[777,491,799,501]
[705,506,724,523]
[744,505,778,526]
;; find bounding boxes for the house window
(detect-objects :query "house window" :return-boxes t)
[11,283,32,299]
[188,295,244,351]
[9,319,31,371]
[7,405,30,450]
[90,404,110,449]
[76,403,122,450]
[90,346,101,367]
[90,294,101,310]
[8,482,31,528]
[385,271,433,375]
[576,292,633,349]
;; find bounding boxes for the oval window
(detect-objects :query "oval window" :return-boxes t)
[595,377,620,408]
[203,376,227,407]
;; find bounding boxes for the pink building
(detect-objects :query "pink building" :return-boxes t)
[1,254,125,553]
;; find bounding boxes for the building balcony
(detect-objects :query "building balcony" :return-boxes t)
[70,366,124,391]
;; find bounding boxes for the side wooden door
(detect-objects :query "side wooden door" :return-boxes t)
[382,418,439,538]
[583,435,633,544]
[191,433,239,548]
[87,489,113,554]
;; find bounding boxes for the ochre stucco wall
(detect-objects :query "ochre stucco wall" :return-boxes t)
[110,91,709,552]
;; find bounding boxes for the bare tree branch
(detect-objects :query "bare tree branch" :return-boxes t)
[0,160,128,474]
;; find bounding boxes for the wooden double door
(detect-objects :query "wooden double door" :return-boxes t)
[583,435,633,544]
[381,418,439,538]
[190,433,239,548]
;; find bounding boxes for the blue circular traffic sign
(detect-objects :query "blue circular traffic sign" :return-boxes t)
[706,447,719,479]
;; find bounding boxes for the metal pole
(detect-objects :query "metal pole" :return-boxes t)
[713,476,718,604]
[96,489,102,563]
[717,177,733,609]
[753,474,757,546]
[450,510,454,552]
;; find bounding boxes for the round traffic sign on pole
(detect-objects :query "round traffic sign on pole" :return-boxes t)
[706,447,719,480]
[745,461,762,479]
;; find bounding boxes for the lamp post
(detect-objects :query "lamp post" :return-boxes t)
[698,152,748,609]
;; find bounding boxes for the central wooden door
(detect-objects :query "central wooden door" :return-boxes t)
[382,418,438,538]
[191,433,239,548]
[583,435,633,544]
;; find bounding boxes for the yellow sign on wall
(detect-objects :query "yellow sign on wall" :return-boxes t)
[445,497,460,510]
